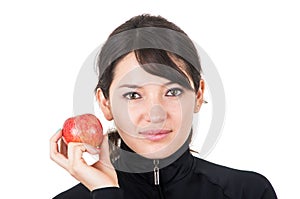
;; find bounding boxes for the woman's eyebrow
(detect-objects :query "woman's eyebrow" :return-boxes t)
[118,81,176,88]
[118,84,141,89]
[164,81,177,86]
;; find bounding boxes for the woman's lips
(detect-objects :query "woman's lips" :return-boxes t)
[139,129,172,141]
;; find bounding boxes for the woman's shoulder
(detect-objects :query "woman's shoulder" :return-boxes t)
[53,183,123,199]
[192,156,277,198]
[192,156,270,182]
[52,183,90,199]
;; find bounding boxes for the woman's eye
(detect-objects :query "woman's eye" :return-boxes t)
[123,92,141,100]
[166,88,183,97]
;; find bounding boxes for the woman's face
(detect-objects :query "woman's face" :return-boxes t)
[97,52,204,159]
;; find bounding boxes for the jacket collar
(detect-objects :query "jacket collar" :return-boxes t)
[113,136,194,186]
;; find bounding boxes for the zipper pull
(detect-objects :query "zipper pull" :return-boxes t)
[153,159,160,185]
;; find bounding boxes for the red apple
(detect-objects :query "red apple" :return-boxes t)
[62,113,103,148]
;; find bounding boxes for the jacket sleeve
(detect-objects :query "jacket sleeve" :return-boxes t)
[91,187,124,199]
[261,184,278,199]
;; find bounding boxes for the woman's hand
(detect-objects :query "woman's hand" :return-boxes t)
[50,129,119,191]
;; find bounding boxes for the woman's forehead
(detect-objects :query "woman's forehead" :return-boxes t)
[114,65,175,88]
[113,52,139,75]
[112,52,191,87]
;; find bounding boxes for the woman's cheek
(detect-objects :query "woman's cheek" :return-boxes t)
[112,99,144,137]
[127,104,145,128]
[112,100,135,136]
[179,98,195,135]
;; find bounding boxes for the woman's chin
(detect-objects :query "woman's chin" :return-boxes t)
[134,140,178,159]
[121,132,186,159]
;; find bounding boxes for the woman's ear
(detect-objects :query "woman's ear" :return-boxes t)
[96,88,113,121]
[194,79,205,113]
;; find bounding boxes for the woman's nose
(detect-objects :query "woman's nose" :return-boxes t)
[147,104,167,123]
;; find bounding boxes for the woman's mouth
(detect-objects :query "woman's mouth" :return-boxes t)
[139,129,172,141]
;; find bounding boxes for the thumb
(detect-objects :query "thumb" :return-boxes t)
[94,134,115,170]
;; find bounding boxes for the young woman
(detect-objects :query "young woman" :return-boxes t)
[50,14,277,199]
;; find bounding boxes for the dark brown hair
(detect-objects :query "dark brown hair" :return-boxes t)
[95,14,201,98]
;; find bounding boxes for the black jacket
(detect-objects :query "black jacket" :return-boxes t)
[54,143,277,199]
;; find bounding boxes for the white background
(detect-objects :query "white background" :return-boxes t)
[0,0,299,198]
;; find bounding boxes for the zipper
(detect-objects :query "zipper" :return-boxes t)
[153,160,166,199]
[153,160,160,185]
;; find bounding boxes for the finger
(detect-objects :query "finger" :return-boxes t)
[94,135,115,170]
[50,129,62,144]
[67,142,87,165]
[60,138,68,157]
[83,143,101,155]
[98,135,110,161]
[50,129,68,169]
[50,129,63,156]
